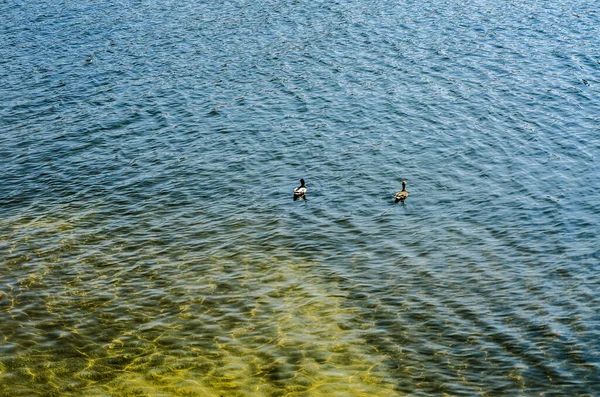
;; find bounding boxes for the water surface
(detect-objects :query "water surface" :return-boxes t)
[1,0,599,395]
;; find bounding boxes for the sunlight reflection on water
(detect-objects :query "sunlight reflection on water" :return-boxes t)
[1,0,599,395]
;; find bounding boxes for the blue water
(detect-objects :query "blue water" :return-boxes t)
[1,0,599,395]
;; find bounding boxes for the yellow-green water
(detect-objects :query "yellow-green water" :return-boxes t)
[3,202,597,396]
[2,211,401,396]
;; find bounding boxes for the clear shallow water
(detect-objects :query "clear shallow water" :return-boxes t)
[1,0,599,395]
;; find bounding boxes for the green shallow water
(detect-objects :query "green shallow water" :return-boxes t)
[1,210,400,396]
[1,202,597,396]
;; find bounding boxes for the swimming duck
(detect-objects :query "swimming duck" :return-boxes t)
[293,179,307,201]
[394,181,408,203]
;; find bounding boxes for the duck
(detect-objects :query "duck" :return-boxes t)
[394,181,408,203]
[293,179,307,201]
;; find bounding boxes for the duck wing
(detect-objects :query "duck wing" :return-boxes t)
[293,186,307,201]
[394,190,408,203]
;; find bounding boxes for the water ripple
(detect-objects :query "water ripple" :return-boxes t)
[2,0,600,395]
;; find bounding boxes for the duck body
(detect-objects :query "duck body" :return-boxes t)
[394,181,408,203]
[293,179,307,201]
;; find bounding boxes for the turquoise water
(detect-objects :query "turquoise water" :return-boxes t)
[1,0,599,395]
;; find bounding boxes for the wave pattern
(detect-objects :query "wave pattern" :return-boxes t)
[1,0,599,395]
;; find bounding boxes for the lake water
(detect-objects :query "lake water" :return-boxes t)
[1,0,599,395]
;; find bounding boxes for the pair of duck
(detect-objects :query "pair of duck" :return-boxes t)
[293,179,409,203]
